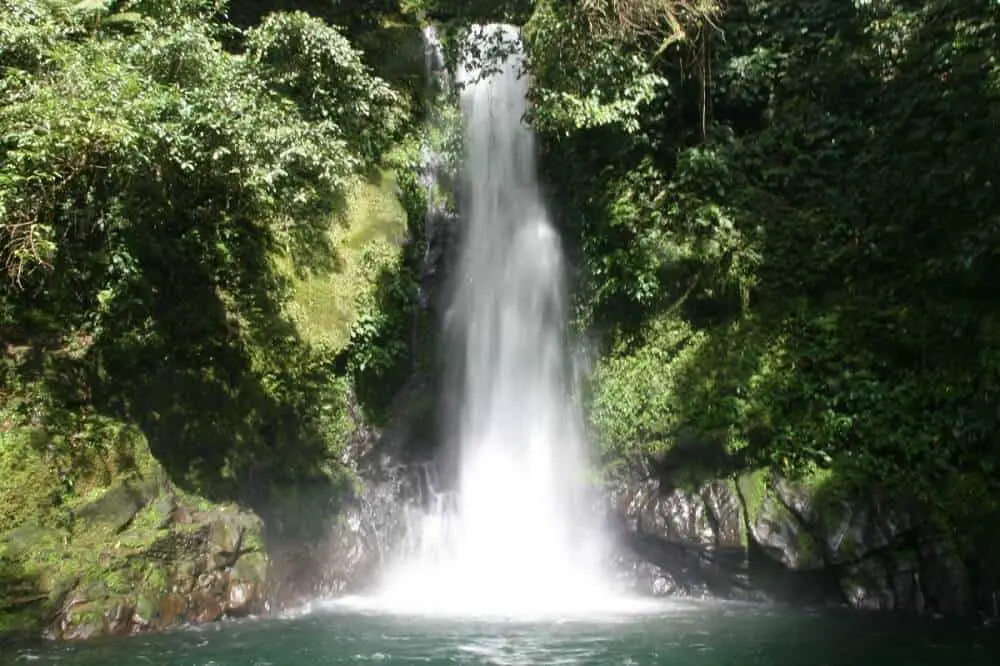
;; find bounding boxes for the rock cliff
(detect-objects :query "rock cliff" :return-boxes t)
[0,428,267,643]
[608,467,984,615]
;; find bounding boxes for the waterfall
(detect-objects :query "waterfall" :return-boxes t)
[416,25,451,311]
[339,24,638,617]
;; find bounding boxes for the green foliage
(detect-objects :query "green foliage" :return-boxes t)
[0,0,438,639]
[523,0,1000,521]
[590,317,699,459]
[0,4,370,287]
[0,0,411,511]
[400,0,533,23]
[525,1,670,134]
[245,11,406,162]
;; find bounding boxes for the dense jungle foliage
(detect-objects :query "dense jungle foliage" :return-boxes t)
[0,0,431,541]
[517,0,999,543]
[3,0,999,607]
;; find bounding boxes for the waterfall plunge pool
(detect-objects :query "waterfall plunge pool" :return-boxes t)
[10,600,998,665]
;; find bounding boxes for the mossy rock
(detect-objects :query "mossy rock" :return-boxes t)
[1,525,66,559]
[204,510,264,562]
[0,419,269,640]
[232,552,268,585]
[140,563,170,594]
[1,526,71,624]
[74,484,146,534]
[280,174,407,351]
[0,426,64,533]
[206,514,245,554]
[736,469,769,525]
[115,496,177,553]
[133,593,160,626]
[744,475,826,571]
[60,598,128,640]
[73,461,168,535]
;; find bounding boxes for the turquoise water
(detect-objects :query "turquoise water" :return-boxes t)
[6,601,998,665]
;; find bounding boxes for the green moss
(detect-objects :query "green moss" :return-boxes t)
[280,174,407,352]
[800,466,835,490]
[240,524,265,553]
[142,564,169,594]
[118,527,156,551]
[737,468,769,526]
[794,529,822,568]
[838,532,863,561]
[801,465,857,538]
[103,568,130,595]
[0,424,63,533]
[732,469,769,549]
[173,488,216,513]
[0,608,43,636]
[0,392,162,538]
[129,499,172,534]
[65,601,109,637]
[0,402,249,638]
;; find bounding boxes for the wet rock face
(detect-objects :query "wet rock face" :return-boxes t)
[751,476,972,614]
[48,506,269,640]
[0,469,269,642]
[614,479,728,548]
[606,470,978,615]
[264,448,416,610]
[267,484,402,608]
[606,475,757,601]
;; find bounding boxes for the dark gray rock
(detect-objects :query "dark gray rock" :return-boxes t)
[748,487,825,571]
[611,478,743,549]
[610,555,683,597]
[606,474,758,601]
[917,538,971,614]
[603,468,984,616]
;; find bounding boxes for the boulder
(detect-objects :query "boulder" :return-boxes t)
[74,468,166,534]
[747,484,826,571]
[34,494,270,640]
[605,468,982,615]
[606,474,756,600]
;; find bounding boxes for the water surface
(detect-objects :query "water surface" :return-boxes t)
[9,601,998,665]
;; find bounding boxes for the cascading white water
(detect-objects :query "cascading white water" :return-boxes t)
[367,24,620,616]
[330,24,652,618]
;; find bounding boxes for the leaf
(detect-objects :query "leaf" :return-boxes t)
[103,12,146,26]
[71,0,112,14]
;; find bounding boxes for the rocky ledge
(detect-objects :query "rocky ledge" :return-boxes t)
[261,456,998,619]
[607,467,995,615]
[0,463,267,641]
